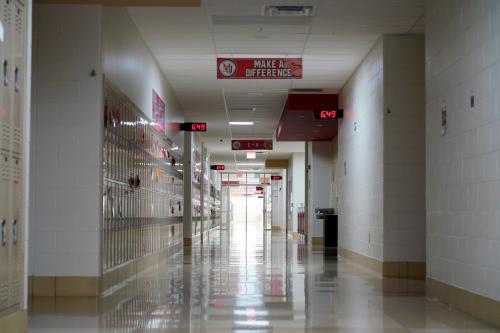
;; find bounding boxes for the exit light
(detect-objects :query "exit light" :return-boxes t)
[210,165,225,171]
[271,176,282,180]
[180,122,207,132]
[313,109,344,120]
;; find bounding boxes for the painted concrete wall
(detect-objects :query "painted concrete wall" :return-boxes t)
[30,5,188,277]
[426,0,500,301]
[383,35,425,262]
[102,7,184,147]
[289,152,305,233]
[30,5,102,276]
[307,141,333,240]
[338,35,425,262]
[338,39,385,261]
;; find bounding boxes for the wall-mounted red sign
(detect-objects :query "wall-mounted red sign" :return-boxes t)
[232,139,273,151]
[222,181,240,186]
[211,165,225,171]
[180,123,207,132]
[217,58,302,79]
[271,176,282,181]
[152,90,166,132]
[313,109,344,120]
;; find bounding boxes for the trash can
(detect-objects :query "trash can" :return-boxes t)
[315,208,338,255]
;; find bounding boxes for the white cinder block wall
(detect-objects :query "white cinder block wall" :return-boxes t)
[290,152,305,233]
[102,7,185,147]
[308,141,333,240]
[383,35,426,262]
[426,0,500,301]
[339,39,385,261]
[30,5,102,276]
[338,36,425,263]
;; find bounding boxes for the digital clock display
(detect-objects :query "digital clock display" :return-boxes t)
[313,109,344,120]
[210,165,225,171]
[180,122,207,132]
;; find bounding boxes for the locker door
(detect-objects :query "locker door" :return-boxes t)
[8,0,24,308]
[0,0,12,314]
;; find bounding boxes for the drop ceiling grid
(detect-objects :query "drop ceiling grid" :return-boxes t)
[128,0,424,157]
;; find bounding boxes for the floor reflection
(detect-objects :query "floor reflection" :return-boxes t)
[29,221,500,332]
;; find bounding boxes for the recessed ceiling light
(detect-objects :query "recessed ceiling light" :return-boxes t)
[229,121,254,126]
[237,162,265,167]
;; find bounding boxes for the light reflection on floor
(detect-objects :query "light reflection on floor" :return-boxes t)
[28,220,500,332]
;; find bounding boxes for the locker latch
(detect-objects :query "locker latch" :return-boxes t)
[12,219,17,244]
[14,67,19,93]
[3,60,8,87]
[1,220,6,246]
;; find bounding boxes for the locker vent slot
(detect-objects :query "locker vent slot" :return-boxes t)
[14,5,22,34]
[0,282,8,303]
[3,0,11,26]
[1,153,8,181]
[1,125,10,150]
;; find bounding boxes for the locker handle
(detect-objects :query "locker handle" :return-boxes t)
[12,219,17,244]
[3,60,8,87]
[14,67,19,93]
[1,220,6,246]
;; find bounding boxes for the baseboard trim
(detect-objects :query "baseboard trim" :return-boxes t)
[310,236,324,246]
[31,276,99,297]
[271,225,285,232]
[0,309,27,333]
[339,247,383,274]
[427,278,500,328]
[338,247,425,279]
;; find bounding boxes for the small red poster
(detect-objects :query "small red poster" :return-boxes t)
[152,90,166,132]
[217,58,302,79]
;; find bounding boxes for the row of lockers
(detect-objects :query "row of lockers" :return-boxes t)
[103,81,184,273]
[104,127,183,195]
[103,181,183,220]
[102,220,182,272]
[0,0,25,317]
[104,86,182,167]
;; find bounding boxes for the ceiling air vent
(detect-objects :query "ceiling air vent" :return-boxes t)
[263,5,315,17]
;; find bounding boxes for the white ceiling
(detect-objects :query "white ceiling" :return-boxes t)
[128,0,424,168]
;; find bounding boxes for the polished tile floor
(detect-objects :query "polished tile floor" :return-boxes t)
[29,221,500,332]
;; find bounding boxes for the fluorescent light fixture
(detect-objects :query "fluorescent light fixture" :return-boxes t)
[247,152,256,159]
[229,121,254,126]
[237,162,265,167]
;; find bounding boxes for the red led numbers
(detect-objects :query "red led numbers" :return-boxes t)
[313,109,344,120]
[210,165,225,171]
[191,123,206,131]
[320,110,336,118]
[180,122,207,132]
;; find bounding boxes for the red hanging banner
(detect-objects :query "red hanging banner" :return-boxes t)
[217,58,302,79]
